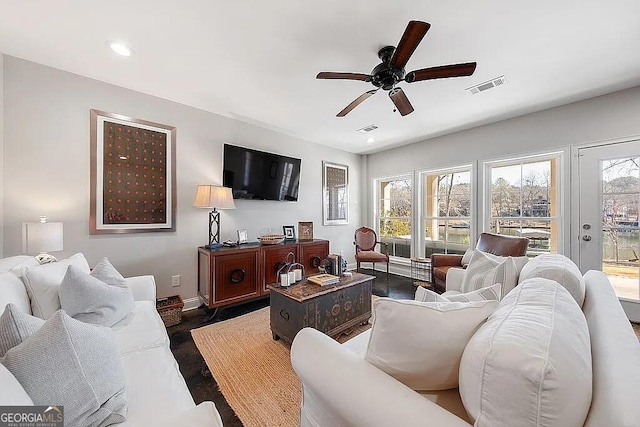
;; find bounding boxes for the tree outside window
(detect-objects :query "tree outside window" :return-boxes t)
[602,157,640,266]
[377,177,412,258]
[487,156,560,255]
[422,168,472,256]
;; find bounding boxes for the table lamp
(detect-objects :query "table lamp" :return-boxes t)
[24,216,64,264]
[193,185,236,249]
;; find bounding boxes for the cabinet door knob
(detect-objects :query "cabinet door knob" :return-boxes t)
[229,268,246,284]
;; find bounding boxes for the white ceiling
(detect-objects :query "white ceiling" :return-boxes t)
[1,1,640,154]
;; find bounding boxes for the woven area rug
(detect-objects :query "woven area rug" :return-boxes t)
[191,306,372,427]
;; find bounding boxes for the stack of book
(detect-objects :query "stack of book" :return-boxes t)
[308,273,340,286]
[326,253,344,276]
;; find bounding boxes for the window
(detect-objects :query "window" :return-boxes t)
[375,175,412,258]
[420,166,473,257]
[486,153,562,254]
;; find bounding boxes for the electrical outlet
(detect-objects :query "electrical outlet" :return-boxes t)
[171,275,181,287]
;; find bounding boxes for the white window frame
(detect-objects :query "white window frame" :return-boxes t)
[482,150,566,255]
[372,173,414,262]
[417,164,476,258]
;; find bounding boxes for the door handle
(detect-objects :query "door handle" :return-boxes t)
[582,235,592,241]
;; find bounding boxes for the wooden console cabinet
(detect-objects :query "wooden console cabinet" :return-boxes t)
[198,239,329,309]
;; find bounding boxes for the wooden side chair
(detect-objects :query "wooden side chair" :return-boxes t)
[354,226,390,282]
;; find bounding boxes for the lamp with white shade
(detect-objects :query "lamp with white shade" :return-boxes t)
[193,185,236,249]
[23,216,64,264]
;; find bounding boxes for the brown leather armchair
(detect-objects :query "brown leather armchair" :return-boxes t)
[431,232,529,292]
[354,226,389,282]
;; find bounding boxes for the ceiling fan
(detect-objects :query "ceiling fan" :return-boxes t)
[316,20,477,117]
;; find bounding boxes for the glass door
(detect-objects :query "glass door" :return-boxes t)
[578,139,640,321]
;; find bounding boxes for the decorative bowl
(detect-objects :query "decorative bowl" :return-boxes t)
[258,234,285,245]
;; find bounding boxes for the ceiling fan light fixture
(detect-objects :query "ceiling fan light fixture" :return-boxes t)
[317,20,477,117]
[108,41,134,57]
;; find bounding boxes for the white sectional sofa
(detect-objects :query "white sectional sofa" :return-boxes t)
[0,255,223,427]
[292,255,640,426]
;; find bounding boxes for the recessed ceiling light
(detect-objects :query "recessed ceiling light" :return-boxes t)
[366,137,375,143]
[108,41,134,57]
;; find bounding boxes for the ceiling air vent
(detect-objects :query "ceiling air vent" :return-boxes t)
[356,124,378,133]
[466,76,507,95]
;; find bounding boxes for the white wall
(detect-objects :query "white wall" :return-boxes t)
[0,54,4,258]
[2,56,362,300]
[366,85,640,230]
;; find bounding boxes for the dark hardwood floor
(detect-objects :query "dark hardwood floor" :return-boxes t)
[167,268,415,426]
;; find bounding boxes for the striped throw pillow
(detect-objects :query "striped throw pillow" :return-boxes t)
[461,250,519,295]
[415,283,502,303]
[414,286,448,302]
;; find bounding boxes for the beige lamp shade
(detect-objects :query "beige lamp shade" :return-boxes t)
[24,220,64,254]
[193,185,236,210]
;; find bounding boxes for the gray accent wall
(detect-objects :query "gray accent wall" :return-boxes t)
[2,56,362,299]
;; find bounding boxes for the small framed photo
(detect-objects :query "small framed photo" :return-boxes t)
[283,225,296,240]
[298,221,314,240]
[237,229,248,244]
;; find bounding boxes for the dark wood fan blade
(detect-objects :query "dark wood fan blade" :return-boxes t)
[389,20,431,69]
[317,72,371,82]
[405,62,477,83]
[389,88,414,116]
[337,90,377,117]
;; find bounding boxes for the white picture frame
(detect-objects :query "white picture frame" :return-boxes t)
[323,161,349,225]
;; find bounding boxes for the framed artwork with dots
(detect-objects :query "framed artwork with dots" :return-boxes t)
[90,110,177,234]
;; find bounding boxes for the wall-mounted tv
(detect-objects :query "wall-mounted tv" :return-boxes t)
[223,144,301,201]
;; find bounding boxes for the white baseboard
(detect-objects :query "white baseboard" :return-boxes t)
[182,297,201,312]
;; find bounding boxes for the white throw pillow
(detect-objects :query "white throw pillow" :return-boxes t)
[483,251,529,271]
[365,297,498,391]
[1,310,128,426]
[414,286,448,302]
[461,248,473,267]
[461,250,519,295]
[0,255,38,272]
[459,278,592,427]
[0,364,33,405]
[21,253,90,319]
[0,271,33,315]
[59,264,134,327]
[0,303,45,357]
[518,253,585,307]
[90,257,128,288]
[415,283,502,303]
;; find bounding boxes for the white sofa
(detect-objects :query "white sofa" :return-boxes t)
[291,257,640,426]
[0,255,223,427]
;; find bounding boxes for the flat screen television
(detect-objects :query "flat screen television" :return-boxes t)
[223,144,301,201]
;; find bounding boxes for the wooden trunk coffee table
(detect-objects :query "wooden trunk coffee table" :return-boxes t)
[269,272,374,345]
